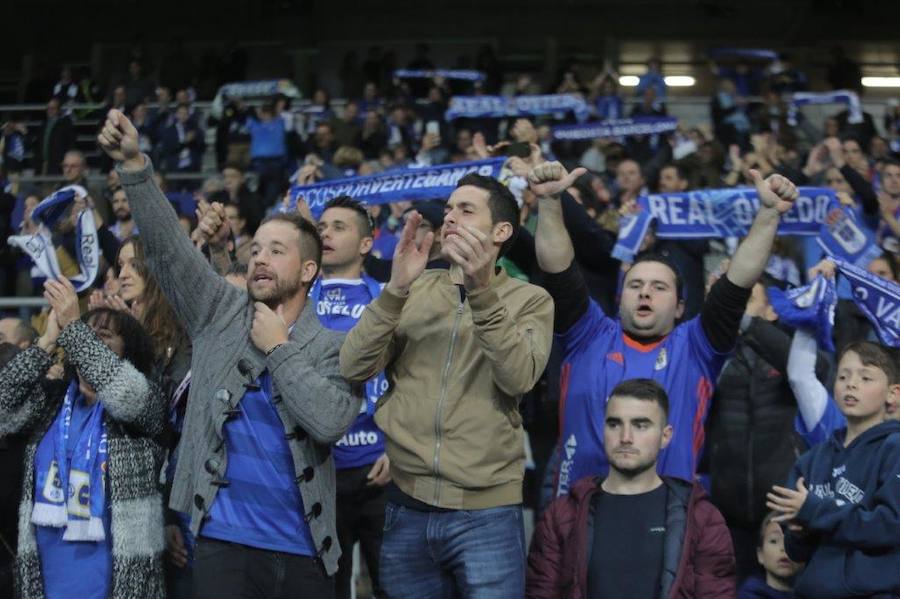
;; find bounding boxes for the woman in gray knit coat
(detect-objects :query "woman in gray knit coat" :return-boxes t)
[0,277,166,599]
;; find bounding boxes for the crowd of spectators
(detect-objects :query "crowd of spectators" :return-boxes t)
[0,41,898,599]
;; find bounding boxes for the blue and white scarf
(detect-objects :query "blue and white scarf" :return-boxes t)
[445,94,591,122]
[286,158,505,217]
[787,90,862,127]
[834,259,900,347]
[611,187,837,262]
[7,186,99,292]
[552,117,678,141]
[394,69,485,82]
[816,204,882,267]
[209,79,301,119]
[767,274,837,352]
[32,381,108,541]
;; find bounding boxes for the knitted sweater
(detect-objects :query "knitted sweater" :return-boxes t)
[0,320,166,599]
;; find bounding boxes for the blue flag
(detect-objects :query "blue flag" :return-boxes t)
[287,158,506,217]
[611,187,837,262]
[445,94,591,122]
[394,69,485,82]
[552,117,679,141]
[816,205,882,268]
[767,275,837,352]
[834,260,900,348]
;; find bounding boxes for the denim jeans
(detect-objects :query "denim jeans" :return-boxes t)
[379,502,525,599]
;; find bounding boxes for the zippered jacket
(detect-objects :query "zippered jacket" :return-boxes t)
[340,268,554,509]
[526,476,736,599]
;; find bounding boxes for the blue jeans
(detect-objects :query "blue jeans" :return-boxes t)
[379,502,525,599]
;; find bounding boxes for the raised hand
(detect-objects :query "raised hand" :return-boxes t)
[43,277,80,329]
[37,308,61,354]
[193,201,230,249]
[472,132,490,159]
[823,137,845,167]
[527,161,587,200]
[750,169,798,214]
[96,109,143,169]
[88,290,107,312]
[443,225,495,292]
[803,142,829,176]
[387,211,434,295]
[807,258,837,281]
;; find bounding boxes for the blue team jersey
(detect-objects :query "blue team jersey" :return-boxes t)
[312,276,387,469]
[202,371,316,555]
[556,300,729,495]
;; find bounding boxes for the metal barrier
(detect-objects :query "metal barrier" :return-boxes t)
[0,297,48,308]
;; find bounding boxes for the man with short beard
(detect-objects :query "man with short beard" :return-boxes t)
[526,379,735,598]
[98,109,360,599]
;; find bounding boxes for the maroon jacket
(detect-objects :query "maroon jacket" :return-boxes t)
[526,476,736,599]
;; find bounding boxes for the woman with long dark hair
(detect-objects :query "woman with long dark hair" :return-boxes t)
[113,235,193,598]
[0,277,164,598]
[115,236,189,380]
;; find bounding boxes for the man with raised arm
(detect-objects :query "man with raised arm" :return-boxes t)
[529,160,799,495]
[97,110,359,599]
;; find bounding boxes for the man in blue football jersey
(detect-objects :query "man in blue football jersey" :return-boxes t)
[314,196,389,599]
[529,160,799,495]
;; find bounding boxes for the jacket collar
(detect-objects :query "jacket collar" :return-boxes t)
[438,265,509,290]
[289,300,320,350]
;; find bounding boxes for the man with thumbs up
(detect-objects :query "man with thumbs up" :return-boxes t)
[531,160,800,498]
[97,110,360,598]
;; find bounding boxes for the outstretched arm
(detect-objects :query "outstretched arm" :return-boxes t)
[698,171,798,352]
[98,110,240,339]
[725,170,799,288]
[532,162,585,275]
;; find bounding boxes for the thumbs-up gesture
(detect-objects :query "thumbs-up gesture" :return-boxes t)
[192,201,231,250]
[97,109,143,169]
[750,169,798,214]
[527,161,587,200]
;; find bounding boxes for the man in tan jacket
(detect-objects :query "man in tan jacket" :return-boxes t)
[340,173,554,598]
